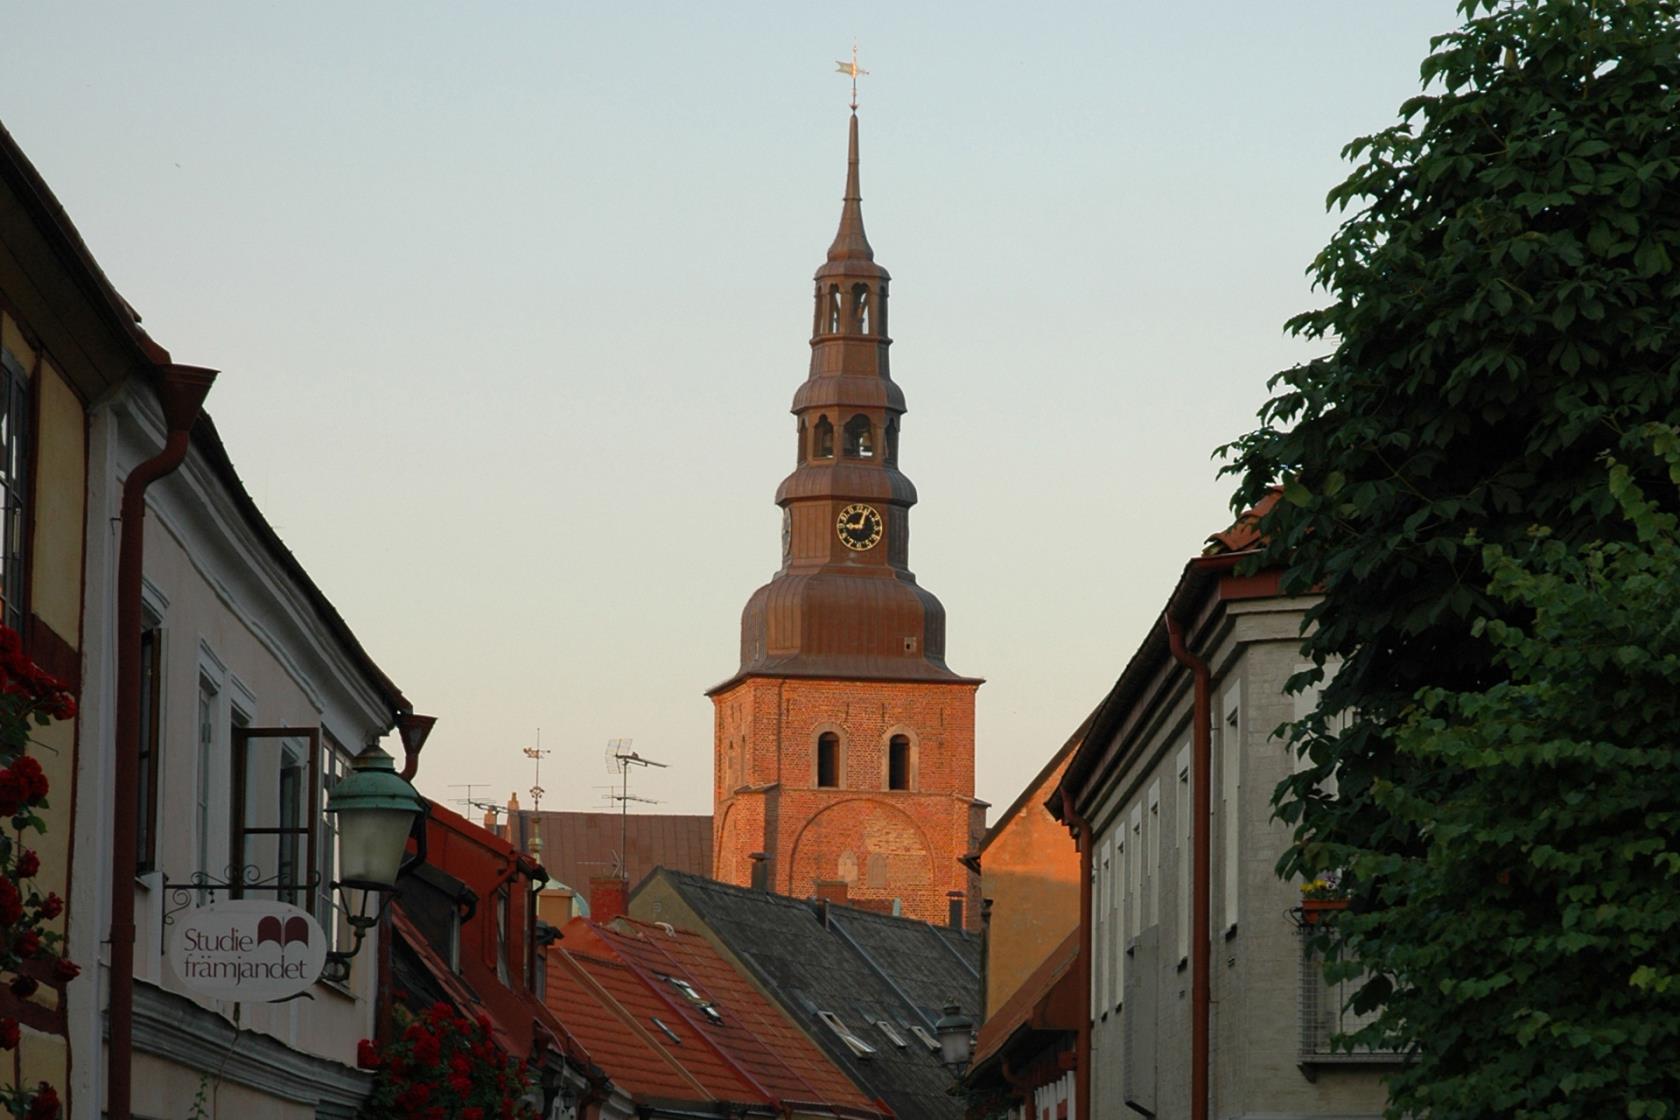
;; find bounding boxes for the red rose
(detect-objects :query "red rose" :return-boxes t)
[411,1031,442,1066]
[0,1018,18,1049]
[37,894,62,920]
[15,849,39,878]
[10,756,47,801]
[463,1109,485,1120]
[356,1038,381,1070]
[15,928,40,957]
[11,976,38,999]
[0,770,24,817]
[449,1073,473,1095]
[0,880,21,924]
[52,959,79,983]
[25,1083,58,1120]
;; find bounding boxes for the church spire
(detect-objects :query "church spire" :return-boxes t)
[826,113,875,264]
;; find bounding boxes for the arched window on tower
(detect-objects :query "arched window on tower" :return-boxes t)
[814,416,834,459]
[884,418,899,466]
[852,283,871,334]
[796,418,807,464]
[843,415,874,459]
[817,733,840,788]
[827,285,843,334]
[888,735,912,791]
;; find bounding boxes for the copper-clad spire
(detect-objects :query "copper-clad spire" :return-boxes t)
[826,113,874,263]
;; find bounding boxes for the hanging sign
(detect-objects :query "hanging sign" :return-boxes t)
[168,899,327,1002]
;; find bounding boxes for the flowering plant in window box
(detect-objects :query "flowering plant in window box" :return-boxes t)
[0,625,78,1120]
[358,1001,538,1120]
[1297,874,1349,925]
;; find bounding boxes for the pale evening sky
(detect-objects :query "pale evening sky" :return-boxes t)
[2,2,1459,820]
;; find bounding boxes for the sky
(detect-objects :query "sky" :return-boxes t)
[2,1,1463,820]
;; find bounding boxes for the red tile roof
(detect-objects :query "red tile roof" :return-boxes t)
[970,930,1080,1072]
[546,918,886,1118]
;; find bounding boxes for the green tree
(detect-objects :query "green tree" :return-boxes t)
[1220,1,1680,1115]
[1347,441,1680,1118]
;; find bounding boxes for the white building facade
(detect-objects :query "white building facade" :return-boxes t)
[69,381,413,1118]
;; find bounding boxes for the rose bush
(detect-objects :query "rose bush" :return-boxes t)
[0,625,77,1120]
[358,1001,538,1120]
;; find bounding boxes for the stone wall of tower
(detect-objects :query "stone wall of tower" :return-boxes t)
[712,675,983,927]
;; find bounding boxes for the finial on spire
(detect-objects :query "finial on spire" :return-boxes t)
[834,42,868,112]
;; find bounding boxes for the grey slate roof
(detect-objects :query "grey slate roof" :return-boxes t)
[650,870,981,1120]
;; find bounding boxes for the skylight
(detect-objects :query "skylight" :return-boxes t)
[665,976,724,1024]
[872,1019,908,1048]
[817,1011,877,1059]
[651,1017,683,1044]
[908,1024,941,1053]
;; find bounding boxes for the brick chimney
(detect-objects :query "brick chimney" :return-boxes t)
[947,890,965,929]
[590,876,628,923]
[816,880,849,906]
[749,851,770,892]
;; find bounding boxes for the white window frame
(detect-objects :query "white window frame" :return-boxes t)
[1127,805,1142,939]
[1112,830,1126,1006]
[1147,781,1162,928]
[1091,837,1106,1018]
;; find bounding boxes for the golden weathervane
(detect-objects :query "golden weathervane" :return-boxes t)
[835,42,869,112]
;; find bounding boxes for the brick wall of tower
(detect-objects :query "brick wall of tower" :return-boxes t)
[712,675,983,927]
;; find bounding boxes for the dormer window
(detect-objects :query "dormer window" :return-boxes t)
[814,417,834,459]
[843,415,873,459]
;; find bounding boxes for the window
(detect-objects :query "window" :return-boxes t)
[1147,781,1161,927]
[194,677,218,900]
[0,345,28,634]
[496,888,511,986]
[818,1010,877,1058]
[231,726,320,910]
[1127,805,1142,939]
[873,1018,907,1047]
[826,286,842,333]
[1222,682,1241,931]
[448,908,462,973]
[817,732,840,788]
[852,283,871,333]
[887,735,910,790]
[1091,840,1104,1018]
[907,1024,941,1053]
[667,977,723,1023]
[319,739,349,951]
[135,623,163,874]
[813,416,834,459]
[1176,742,1191,964]
[843,414,874,458]
[1112,831,1126,1002]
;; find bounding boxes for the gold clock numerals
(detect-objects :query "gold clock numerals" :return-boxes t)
[836,503,884,551]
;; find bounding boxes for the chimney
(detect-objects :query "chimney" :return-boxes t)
[816,880,849,906]
[482,807,497,832]
[590,876,629,923]
[749,851,770,893]
[947,890,965,929]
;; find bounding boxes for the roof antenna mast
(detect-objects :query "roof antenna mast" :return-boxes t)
[605,739,667,882]
[836,41,868,112]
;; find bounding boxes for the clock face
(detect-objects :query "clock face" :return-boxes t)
[836,503,884,551]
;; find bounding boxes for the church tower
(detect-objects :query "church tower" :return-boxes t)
[709,109,983,927]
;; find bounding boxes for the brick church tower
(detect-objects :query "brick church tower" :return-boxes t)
[709,108,984,927]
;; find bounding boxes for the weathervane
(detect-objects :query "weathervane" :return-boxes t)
[835,42,868,112]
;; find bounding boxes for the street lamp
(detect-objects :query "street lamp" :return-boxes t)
[935,1003,974,1072]
[320,742,428,981]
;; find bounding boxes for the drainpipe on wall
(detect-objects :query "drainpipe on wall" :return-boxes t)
[107,365,218,1120]
[1164,612,1212,1120]
[1058,788,1092,1120]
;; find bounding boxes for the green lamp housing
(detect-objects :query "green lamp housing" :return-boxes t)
[327,744,427,892]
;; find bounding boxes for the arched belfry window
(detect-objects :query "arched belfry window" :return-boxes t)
[814,416,834,459]
[888,735,911,791]
[796,418,807,464]
[843,415,874,459]
[852,283,871,334]
[827,286,843,334]
[884,418,899,466]
[817,733,840,788]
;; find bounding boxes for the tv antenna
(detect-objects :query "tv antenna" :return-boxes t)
[449,783,489,813]
[604,738,667,882]
[523,730,550,812]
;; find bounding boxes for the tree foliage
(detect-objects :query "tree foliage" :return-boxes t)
[1338,441,1680,1118]
[1220,1,1680,1115]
